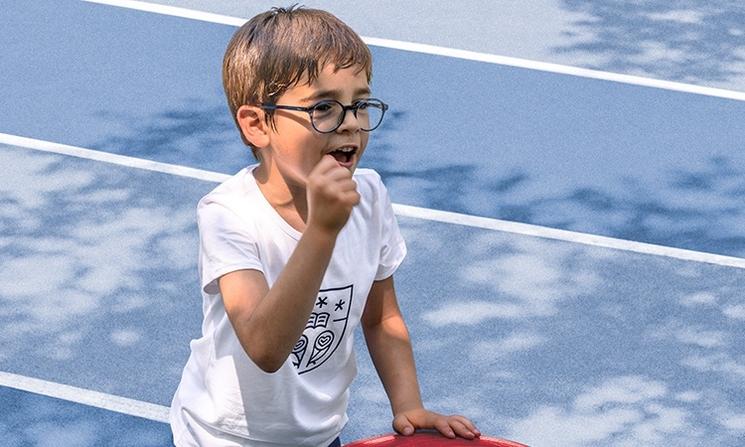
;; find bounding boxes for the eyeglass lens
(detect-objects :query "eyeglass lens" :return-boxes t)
[311,100,385,133]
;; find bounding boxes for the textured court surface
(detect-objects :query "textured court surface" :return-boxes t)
[2,1,744,446]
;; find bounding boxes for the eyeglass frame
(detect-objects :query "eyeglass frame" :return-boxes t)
[258,98,389,133]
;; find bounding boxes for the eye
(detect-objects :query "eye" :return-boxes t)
[353,99,370,110]
[312,100,336,113]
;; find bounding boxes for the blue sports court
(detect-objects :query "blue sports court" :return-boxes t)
[1,1,744,446]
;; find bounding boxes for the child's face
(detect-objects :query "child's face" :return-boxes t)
[264,63,371,184]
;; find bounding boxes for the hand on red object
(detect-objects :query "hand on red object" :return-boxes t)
[392,408,481,440]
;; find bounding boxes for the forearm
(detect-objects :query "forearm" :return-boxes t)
[240,225,337,370]
[364,316,423,414]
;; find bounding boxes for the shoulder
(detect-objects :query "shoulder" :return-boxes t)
[351,168,396,226]
[197,166,258,225]
[198,165,256,207]
[353,167,382,183]
[353,168,387,198]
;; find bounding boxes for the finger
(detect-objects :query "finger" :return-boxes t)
[341,191,361,207]
[308,166,351,194]
[319,180,357,200]
[392,415,415,436]
[434,419,456,439]
[452,416,480,436]
[325,164,354,181]
[449,420,475,440]
[322,154,355,174]
[309,155,341,179]
[319,153,340,169]
[337,179,358,192]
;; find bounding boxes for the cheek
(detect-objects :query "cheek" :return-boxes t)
[299,135,330,167]
[273,126,322,157]
[359,134,370,155]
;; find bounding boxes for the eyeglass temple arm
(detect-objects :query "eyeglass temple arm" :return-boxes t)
[260,104,313,112]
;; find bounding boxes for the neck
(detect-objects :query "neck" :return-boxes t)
[254,161,309,223]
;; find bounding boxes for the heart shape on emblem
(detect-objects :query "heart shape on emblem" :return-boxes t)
[317,334,332,347]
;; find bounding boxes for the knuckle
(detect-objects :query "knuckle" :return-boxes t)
[322,183,335,195]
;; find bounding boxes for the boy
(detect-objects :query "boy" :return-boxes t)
[170,6,480,446]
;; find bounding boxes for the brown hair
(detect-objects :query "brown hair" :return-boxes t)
[222,5,373,155]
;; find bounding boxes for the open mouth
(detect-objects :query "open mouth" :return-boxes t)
[328,146,357,165]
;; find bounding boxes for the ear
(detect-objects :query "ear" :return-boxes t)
[236,105,271,149]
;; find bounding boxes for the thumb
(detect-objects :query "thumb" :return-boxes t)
[392,414,415,436]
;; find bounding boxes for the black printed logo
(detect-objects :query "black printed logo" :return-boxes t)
[291,285,353,374]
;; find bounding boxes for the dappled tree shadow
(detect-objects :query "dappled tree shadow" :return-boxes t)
[92,98,249,174]
[5,2,743,445]
[346,217,745,445]
[386,157,745,257]
[0,144,207,405]
[369,108,745,256]
[362,50,745,258]
[0,387,171,446]
[3,134,744,445]
[532,155,745,255]
[3,43,743,446]
[554,1,745,86]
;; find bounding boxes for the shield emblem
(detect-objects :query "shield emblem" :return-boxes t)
[291,284,353,374]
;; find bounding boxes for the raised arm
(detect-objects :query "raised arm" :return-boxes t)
[219,156,359,373]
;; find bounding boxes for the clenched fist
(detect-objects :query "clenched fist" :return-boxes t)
[306,155,360,235]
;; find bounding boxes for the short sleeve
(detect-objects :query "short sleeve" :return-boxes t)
[197,200,264,295]
[375,177,407,281]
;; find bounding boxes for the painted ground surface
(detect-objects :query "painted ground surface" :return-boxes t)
[1,1,744,446]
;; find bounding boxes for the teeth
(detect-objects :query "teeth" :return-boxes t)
[335,146,355,153]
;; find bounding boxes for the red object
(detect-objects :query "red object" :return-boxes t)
[344,431,528,447]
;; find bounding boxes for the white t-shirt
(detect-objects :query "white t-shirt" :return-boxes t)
[170,165,407,447]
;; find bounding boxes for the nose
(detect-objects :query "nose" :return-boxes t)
[335,106,361,133]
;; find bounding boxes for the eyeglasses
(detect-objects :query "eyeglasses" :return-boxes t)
[260,98,389,133]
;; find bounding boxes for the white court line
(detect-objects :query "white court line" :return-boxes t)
[392,204,745,269]
[0,371,170,423]
[3,132,745,270]
[84,0,246,26]
[1,133,228,183]
[81,0,745,103]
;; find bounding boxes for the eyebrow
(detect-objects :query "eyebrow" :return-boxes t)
[300,87,372,103]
